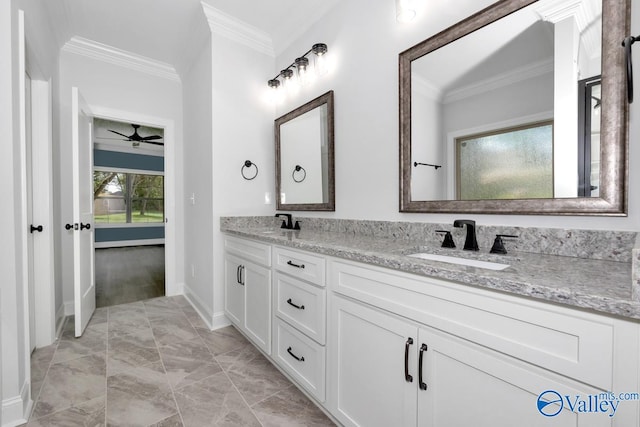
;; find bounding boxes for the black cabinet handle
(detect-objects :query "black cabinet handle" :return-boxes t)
[80,222,91,230]
[238,265,245,285]
[236,265,241,284]
[286,298,305,310]
[404,337,413,383]
[286,260,305,269]
[30,225,43,233]
[419,344,428,390]
[287,346,305,362]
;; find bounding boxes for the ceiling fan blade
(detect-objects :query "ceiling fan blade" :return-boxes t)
[140,135,163,141]
[143,140,165,146]
[108,129,132,139]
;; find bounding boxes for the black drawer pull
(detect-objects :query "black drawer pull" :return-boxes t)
[419,343,428,390]
[286,260,305,269]
[287,346,305,362]
[286,298,305,310]
[404,337,413,383]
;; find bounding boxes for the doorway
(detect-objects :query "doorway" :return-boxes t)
[92,118,166,307]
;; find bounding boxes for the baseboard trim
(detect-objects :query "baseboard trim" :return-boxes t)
[55,303,66,339]
[183,284,214,330]
[211,311,231,330]
[64,300,74,316]
[94,238,165,249]
[2,380,32,427]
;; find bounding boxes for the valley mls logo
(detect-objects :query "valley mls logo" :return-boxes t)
[537,390,624,418]
[537,390,564,417]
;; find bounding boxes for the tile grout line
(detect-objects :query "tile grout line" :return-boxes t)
[27,320,63,423]
[142,299,187,426]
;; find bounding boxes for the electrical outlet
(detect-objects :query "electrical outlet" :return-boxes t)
[191,264,195,278]
[264,192,272,204]
[189,193,196,205]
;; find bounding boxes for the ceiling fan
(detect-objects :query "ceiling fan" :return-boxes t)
[108,124,164,146]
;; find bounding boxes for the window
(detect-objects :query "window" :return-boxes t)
[94,171,164,223]
[456,121,553,200]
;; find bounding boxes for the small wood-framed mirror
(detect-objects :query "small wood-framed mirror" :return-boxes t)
[399,0,629,215]
[275,90,335,211]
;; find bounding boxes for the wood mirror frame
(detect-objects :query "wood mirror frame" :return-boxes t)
[275,90,335,211]
[399,0,629,215]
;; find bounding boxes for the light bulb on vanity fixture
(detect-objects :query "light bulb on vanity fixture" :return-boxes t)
[396,0,416,23]
[266,43,329,98]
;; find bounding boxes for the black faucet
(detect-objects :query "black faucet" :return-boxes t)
[275,213,300,230]
[453,219,479,251]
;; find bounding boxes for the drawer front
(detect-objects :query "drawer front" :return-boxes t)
[224,235,271,267]
[329,258,615,390]
[273,246,325,286]
[273,317,326,402]
[274,271,326,344]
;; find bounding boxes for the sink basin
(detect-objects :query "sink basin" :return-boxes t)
[408,253,510,271]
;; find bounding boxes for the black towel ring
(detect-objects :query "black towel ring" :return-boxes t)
[241,160,258,180]
[292,165,306,183]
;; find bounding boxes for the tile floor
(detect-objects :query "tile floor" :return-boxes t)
[27,296,335,426]
[95,246,165,308]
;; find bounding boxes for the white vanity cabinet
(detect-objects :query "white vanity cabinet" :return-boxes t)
[327,258,640,427]
[223,236,272,354]
[221,235,640,427]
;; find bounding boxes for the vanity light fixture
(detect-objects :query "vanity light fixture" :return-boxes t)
[396,0,416,23]
[267,43,328,91]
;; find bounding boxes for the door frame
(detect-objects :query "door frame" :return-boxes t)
[89,106,178,296]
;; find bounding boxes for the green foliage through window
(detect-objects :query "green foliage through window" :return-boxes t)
[94,171,164,223]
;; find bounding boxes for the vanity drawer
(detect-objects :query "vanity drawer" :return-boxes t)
[273,246,325,286]
[328,258,615,390]
[273,317,326,402]
[274,271,326,344]
[224,236,271,267]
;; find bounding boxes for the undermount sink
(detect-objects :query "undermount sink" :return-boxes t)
[408,252,510,271]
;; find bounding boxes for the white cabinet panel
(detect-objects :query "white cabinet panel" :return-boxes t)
[274,246,326,286]
[329,296,417,427]
[244,261,271,354]
[274,271,326,344]
[273,317,326,402]
[224,253,244,327]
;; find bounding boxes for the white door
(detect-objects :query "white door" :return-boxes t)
[71,87,95,337]
[329,296,418,427]
[417,327,604,427]
[25,71,36,353]
[224,253,245,326]
[243,261,271,354]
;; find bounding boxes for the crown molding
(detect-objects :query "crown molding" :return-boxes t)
[201,2,274,57]
[443,58,553,104]
[62,36,180,82]
[534,0,601,60]
[412,74,443,102]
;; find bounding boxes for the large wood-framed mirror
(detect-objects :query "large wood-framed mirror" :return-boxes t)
[276,90,335,211]
[399,0,629,215]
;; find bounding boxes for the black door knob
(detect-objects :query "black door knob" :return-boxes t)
[65,223,75,230]
[80,223,91,231]
[30,225,43,233]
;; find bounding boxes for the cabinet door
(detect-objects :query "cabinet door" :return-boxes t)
[329,296,417,427]
[224,253,244,327]
[244,261,271,354]
[417,327,606,427]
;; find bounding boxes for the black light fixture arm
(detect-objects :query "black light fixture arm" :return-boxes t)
[413,161,441,170]
[268,43,328,88]
[623,35,640,103]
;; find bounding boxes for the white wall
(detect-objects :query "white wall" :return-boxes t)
[1,0,60,424]
[210,33,275,324]
[182,36,214,323]
[58,50,184,310]
[271,0,640,232]
[182,31,275,327]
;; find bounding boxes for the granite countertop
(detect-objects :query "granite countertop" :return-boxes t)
[221,224,640,322]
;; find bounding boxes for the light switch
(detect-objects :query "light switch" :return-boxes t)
[189,193,196,205]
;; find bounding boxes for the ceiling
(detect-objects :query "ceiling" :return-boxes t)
[43,0,340,75]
